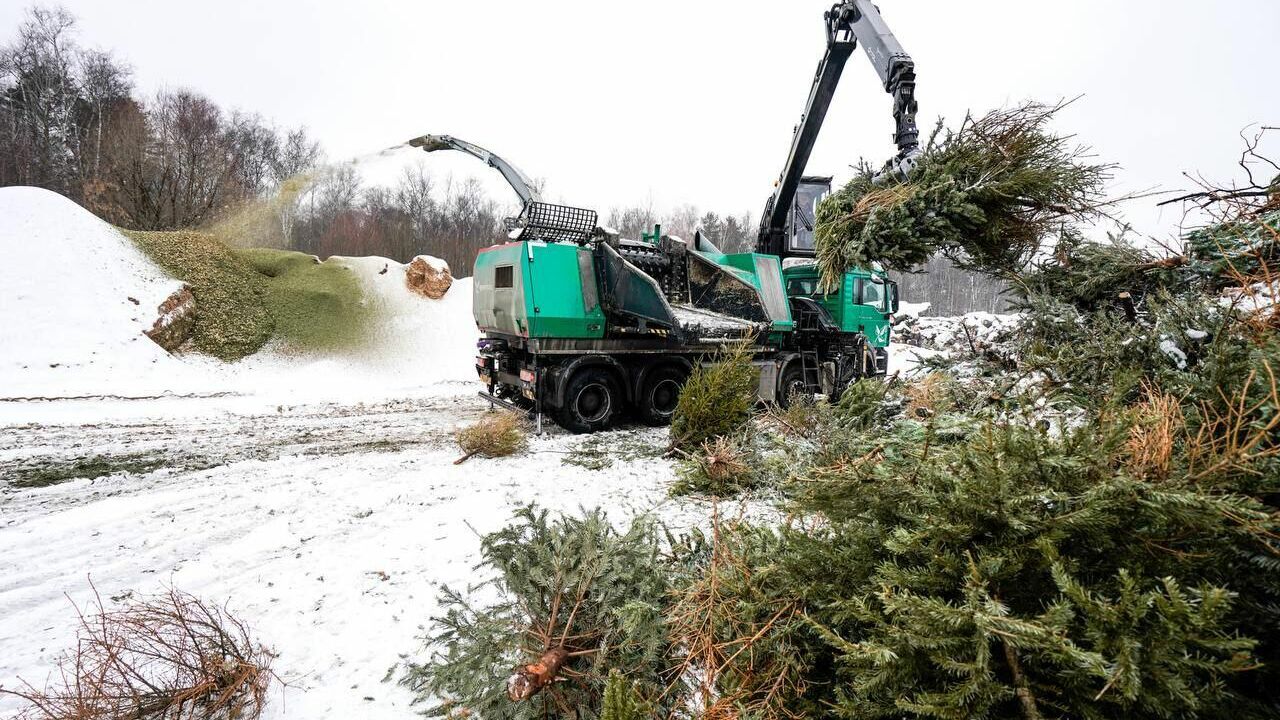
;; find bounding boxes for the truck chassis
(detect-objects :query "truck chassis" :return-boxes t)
[476,320,881,433]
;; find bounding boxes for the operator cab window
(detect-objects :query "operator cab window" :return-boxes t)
[787,278,818,296]
[494,265,513,289]
[859,277,887,312]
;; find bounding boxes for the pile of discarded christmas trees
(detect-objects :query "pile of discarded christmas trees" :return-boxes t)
[399,110,1280,720]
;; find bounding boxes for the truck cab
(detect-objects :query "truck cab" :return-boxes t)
[782,264,897,376]
[782,265,897,346]
[768,175,897,375]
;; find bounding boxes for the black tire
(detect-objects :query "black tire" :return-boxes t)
[557,368,621,434]
[777,362,811,409]
[827,360,857,404]
[637,366,686,426]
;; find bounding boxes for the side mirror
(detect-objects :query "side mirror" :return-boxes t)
[888,280,900,314]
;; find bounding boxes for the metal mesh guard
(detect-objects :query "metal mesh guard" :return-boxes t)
[520,201,597,244]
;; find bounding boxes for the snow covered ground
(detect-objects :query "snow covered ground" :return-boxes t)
[0,185,969,718]
[0,387,697,719]
[0,186,697,719]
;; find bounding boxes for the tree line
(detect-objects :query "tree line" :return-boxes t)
[890,255,1010,315]
[0,7,321,230]
[2,5,1002,308]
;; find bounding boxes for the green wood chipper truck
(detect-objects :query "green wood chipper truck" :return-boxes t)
[409,0,918,433]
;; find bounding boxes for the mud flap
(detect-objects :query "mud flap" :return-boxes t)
[756,361,778,404]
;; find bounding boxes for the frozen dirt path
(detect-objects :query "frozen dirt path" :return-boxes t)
[0,388,691,719]
[0,389,487,494]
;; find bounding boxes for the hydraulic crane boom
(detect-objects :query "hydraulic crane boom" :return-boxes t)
[407,133,600,244]
[757,0,919,258]
[408,133,541,208]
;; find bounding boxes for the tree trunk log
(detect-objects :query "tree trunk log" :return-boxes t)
[506,647,568,702]
[1000,638,1043,720]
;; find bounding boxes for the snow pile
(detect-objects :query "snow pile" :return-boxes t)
[182,257,479,408]
[1225,281,1279,323]
[0,187,188,398]
[886,308,1022,377]
[893,309,1022,355]
[0,187,480,403]
[895,300,932,321]
[328,255,478,382]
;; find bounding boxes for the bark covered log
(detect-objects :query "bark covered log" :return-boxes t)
[143,284,196,352]
[506,647,568,701]
[405,255,453,299]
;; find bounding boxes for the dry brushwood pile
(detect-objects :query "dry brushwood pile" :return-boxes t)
[814,101,1111,286]
[1,584,276,720]
[455,411,529,464]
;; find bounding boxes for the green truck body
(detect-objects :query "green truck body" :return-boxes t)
[473,241,606,340]
[472,241,892,344]
[781,265,893,347]
[473,231,897,433]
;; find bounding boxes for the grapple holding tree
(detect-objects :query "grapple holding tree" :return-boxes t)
[813,101,1114,286]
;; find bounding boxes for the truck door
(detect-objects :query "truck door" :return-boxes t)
[473,245,530,337]
[852,276,892,347]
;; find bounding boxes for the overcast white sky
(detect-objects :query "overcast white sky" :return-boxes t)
[4,0,1277,241]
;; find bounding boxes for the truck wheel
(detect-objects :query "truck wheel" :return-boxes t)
[638,366,686,426]
[777,363,811,409]
[557,368,620,433]
[828,356,861,403]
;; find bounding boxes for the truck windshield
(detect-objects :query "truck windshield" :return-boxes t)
[787,277,819,295]
[861,278,887,312]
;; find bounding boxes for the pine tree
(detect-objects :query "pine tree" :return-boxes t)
[813,101,1111,287]
[721,213,750,252]
[400,506,677,719]
[669,343,756,452]
[698,211,724,246]
[683,193,1280,719]
[599,671,645,720]
[694,403,1275,718]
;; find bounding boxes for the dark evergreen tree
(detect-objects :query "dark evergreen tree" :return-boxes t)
[814,102,1111,288]
[697,211,724,246]
[685,187,1280,720]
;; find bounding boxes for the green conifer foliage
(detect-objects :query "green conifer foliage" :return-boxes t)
[670,344,757,451]
[400,506,675,719]
[599,671,645,720]
[688,198,1280,719]
[814,102,1111,286]
[700,406,1276,718]
[672,434,758,497]
[401,141,1280,720]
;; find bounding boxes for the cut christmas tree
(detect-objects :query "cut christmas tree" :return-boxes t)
[814,101,1112,286]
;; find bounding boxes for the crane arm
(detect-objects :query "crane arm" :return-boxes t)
[407,134,540,208]
[756,10,857,258]
[757,0,919,257]
[848,0,919,166]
